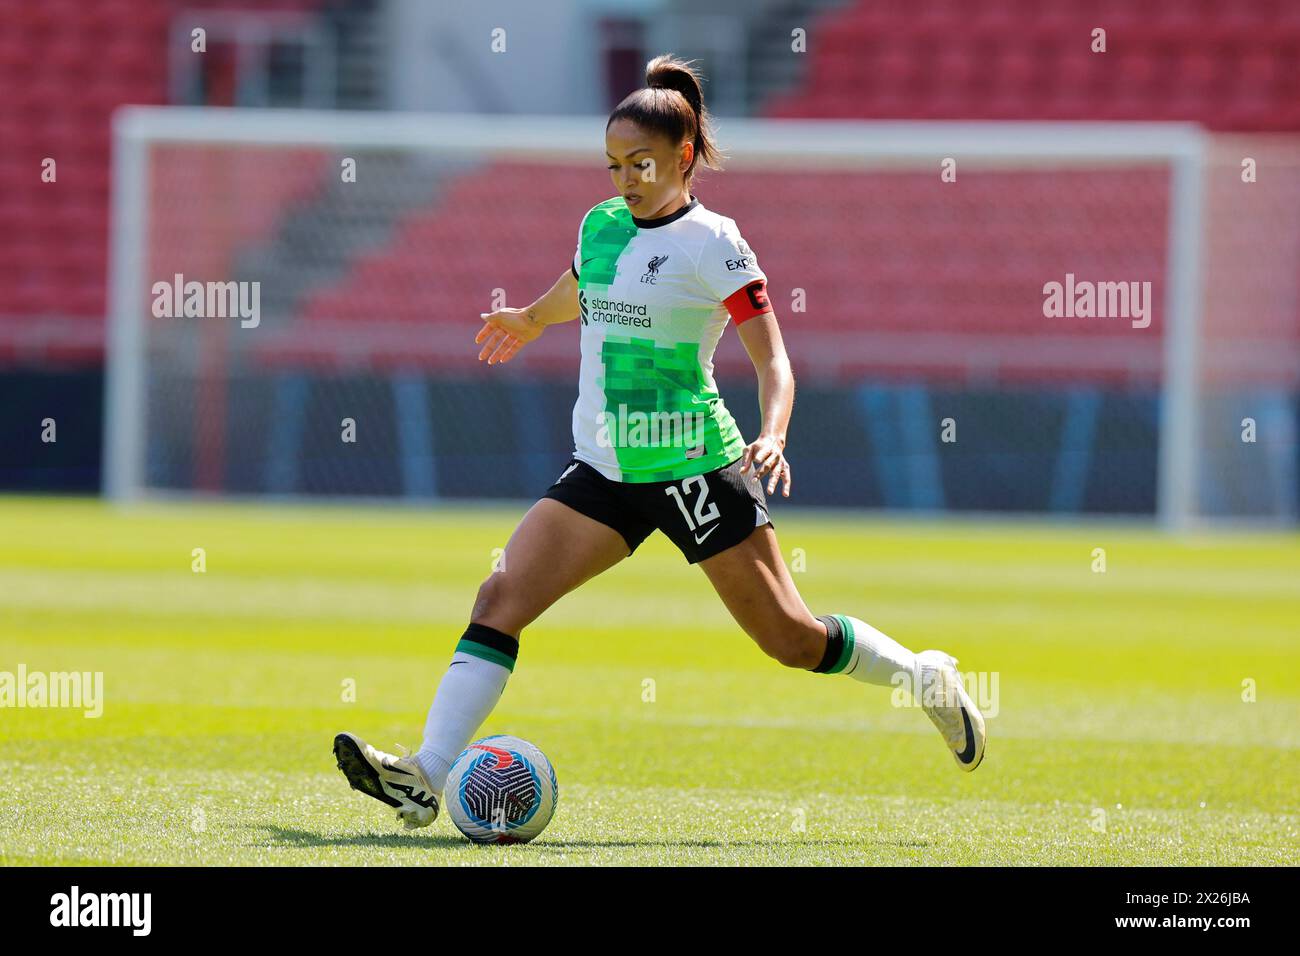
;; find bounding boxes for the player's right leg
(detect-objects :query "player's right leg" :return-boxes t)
[696,522,985,773]
[336,462,642,829]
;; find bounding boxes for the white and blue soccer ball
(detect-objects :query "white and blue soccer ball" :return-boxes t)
[445,735,558,844]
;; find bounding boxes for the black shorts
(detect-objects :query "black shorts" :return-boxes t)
[540,455,773,563]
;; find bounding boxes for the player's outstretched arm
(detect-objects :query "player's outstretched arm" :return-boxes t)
[736,310,795,498]
[475,269,579,365]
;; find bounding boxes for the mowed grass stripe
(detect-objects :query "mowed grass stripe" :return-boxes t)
[0,498,1296,865]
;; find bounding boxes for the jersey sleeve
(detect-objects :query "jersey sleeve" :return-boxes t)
[570,215,583,280]
[697,217,767,302]
[699,218,772,325]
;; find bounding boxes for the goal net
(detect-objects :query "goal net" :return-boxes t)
[105,108,1300,526]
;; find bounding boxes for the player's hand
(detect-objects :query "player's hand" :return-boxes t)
[739,434,791,498]
[475,307,544,365]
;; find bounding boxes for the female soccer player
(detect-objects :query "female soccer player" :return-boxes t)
[335,56,985,829]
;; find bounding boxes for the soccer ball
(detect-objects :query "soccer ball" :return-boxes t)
[445,734,558,844]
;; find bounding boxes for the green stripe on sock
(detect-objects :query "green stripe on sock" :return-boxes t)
[456,638,516,672]
[828,614,856,674]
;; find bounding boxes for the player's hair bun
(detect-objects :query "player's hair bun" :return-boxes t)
[646,55,705,121]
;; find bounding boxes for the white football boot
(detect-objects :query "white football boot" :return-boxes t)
[914,651,986,772]
[333,732,439,829]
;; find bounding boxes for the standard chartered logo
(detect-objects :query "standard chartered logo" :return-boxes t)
[596,405,706,449]
[584,296,652,328]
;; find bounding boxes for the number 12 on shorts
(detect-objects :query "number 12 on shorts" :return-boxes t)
[664,476,721,541]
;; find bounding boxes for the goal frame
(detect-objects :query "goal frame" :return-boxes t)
[105,107,1208,527]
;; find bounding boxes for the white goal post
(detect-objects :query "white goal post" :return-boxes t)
[106,107,1266,527]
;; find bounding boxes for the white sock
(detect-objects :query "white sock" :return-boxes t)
[415,635,515,792]
[816,614,916,686]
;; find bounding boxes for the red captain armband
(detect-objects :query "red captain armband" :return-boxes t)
[724,279,773,326]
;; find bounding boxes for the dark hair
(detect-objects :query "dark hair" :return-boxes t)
[606,54,723,186]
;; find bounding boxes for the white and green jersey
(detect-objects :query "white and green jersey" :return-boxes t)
[569,196,766,483]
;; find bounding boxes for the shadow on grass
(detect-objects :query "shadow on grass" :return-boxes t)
[527,842,915,858]
[249,825,466,850]
[250,825,930,854]
[528,837,931,852]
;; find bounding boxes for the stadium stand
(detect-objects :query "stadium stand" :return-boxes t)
[0,0,375,364]
[1,0,1295,386]
[764,0,1300,129]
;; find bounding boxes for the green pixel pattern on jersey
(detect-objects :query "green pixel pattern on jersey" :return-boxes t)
[577,197,747,482]
[578,199,636,286]
[599,335,741,481]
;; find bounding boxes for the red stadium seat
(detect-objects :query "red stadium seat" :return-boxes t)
[762,0,1300,130]
[0,0,171,347]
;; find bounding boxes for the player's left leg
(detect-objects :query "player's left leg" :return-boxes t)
[336,481,640,829]
[697,523,986,772]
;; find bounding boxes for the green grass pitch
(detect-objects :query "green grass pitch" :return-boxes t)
[1,496,1296,865]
